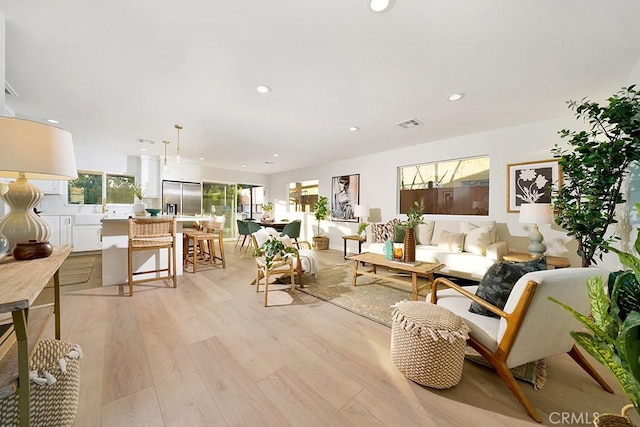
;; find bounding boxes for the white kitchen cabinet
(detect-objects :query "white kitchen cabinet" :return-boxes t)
[73,225,102,252]
[32,179,64,195]
[161,159,201,183]
[40,215,73,246]
[138,155,160,198]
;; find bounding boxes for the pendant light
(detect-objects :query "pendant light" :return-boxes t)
[175,124,183,163]
[162,140,170,172]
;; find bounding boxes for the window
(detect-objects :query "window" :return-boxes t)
[106,174,135,204]
[398,156,490,215]
[288,179,318,212]
[68,171,102,205]
[237,184,265,219]
[203,182,236,238]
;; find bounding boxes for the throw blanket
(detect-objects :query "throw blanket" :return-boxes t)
[298,248,319,276]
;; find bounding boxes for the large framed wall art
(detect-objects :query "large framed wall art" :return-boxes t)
[507,159,561,212]
[331,174,360,222]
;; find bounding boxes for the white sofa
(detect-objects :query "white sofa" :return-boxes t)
[361,219,508,281]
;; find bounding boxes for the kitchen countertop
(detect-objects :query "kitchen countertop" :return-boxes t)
[101,215,206,222]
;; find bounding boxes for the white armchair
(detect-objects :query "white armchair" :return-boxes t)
[429,267,614,423]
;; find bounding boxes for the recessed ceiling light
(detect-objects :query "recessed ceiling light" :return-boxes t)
[256,85,271,94]
[448,92,465,101]
[199,157,205,161]
[273,154,279,157]
[139,148,147,152]
[368,0,395,13]
[242,164,247,168]
[46,119,59,124]
[349,126,360,132]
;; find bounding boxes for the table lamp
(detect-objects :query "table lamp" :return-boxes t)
[519,203,554,257]
[353,204,369,222]
[0,117,77,252]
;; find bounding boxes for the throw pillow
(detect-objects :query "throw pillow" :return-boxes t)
[460,221,497,243]
[416,221,435,245]
[437,231,465,253]
[469,257,547,318]
[393,224,406,243]
[463,226,494,255]
[278,235,295,248]
[375,220,399,243]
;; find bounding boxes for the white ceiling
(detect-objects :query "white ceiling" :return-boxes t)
[2,1,640,175]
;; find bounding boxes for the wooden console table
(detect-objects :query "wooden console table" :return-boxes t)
[0,245,72,426]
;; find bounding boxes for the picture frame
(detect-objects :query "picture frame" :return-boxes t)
[507,159,561,212]
[331,174,360,222]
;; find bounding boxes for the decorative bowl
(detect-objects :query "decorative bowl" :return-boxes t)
[145,208,161,217]
[13,240,53,260]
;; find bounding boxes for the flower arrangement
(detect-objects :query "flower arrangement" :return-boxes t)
[399,201,425,230]
[131,183,145,201]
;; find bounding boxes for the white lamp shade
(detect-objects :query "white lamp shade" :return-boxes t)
[353,204,369,218]
[519,203,554,224]
[0,117,77,180]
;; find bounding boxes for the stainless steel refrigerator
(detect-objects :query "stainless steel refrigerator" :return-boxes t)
[162,180,202,215]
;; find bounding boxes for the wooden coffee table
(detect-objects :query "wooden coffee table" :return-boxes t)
[348,252,445,301]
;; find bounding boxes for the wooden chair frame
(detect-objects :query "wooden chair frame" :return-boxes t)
[430,277,613,423]
[250,234,313,288]
[251,234,297,306]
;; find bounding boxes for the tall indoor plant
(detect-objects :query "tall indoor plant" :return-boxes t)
[312,195,329,250]
[552,86,640,267]
[399,201,424,262]
[550,218,640,421]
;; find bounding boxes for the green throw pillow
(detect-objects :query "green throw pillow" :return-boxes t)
[393,224,406,243]
[468,257,547,318]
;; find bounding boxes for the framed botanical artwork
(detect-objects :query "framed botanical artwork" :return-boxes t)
[331,174,360,222]
[507,159,561,212]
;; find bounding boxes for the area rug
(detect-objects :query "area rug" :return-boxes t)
[45,255,96,287]
[299,261,546,388]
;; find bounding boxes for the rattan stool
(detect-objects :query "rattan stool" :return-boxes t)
[391,301,469,389]
[0,339,82,426]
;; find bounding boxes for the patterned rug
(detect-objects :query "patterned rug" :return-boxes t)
[299,262,546,388]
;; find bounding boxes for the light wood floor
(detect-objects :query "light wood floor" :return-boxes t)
[50,244,635,426]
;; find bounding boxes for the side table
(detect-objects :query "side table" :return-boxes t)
[503,251,571,269]
[342,235,365,259]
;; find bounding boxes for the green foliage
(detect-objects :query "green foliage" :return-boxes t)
[551,86,640,267]
[399,201,425,230]
[262,202,274,212]
[357,221,369,235]
[550,221,640,415]
[68,172,102,205]
[313,196,329,237]
[253,236,296,269]
[131,183,145,201]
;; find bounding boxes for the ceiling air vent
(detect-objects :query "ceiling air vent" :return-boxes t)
[5,81,18,98]
[137,138,155,145]
[396,118,422,129]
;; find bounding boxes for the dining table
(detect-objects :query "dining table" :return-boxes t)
[257,221,289,232]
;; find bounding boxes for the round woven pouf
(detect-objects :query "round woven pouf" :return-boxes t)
[391,301,469,389]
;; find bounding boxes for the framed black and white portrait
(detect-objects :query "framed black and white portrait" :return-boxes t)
[331,174,360,222]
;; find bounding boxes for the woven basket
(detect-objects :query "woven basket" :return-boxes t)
[593,404,635,427]
[391,301,469,389]
[0,339,81,427]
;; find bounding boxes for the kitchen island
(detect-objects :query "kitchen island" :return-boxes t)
[101,216,201,286]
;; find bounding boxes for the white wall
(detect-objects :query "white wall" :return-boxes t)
[269,115,593,266]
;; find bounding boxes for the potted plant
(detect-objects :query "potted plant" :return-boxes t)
[399,200,425,262]
[357,221,369,239]
[312,195,329,250]
[550,215,640,424]
[261,202,274,222]
[552,86,640,267]
[253,235,297,269]
[131,183,146,216]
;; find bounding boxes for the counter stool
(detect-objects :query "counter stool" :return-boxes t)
[390,301,469,389]
[183,216,226,273]
[0,339,82,426]
[128,217,177,296]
